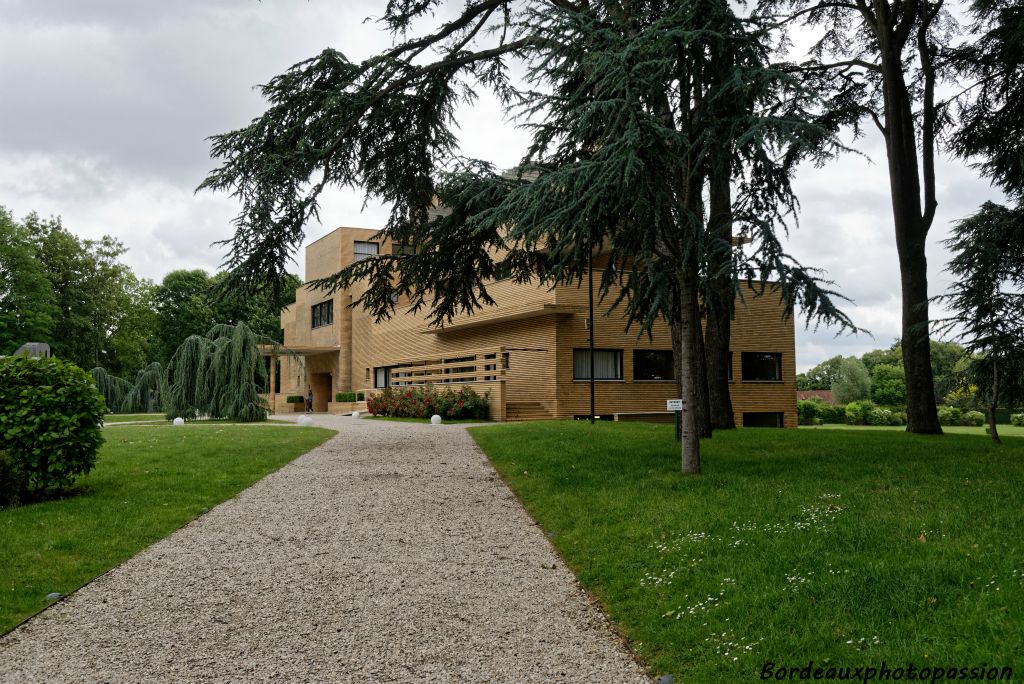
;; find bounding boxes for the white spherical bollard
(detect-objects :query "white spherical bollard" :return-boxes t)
[172,417,185,426]
[351,411,361,419]
[297,415,313,427]
[431,414,442,425]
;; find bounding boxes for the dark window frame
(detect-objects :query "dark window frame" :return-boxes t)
[353,240,380,262]
[572,348,624,381]
[633,349,675,382]
[311,300,334,329]
[741,352,783,383]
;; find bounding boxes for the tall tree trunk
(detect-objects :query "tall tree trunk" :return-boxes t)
[878,35,942,434]
[705,152,736,429]
[678,263,702,474]
[989,361,1001,444]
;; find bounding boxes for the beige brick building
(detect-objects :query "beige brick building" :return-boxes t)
[267,226,797,425]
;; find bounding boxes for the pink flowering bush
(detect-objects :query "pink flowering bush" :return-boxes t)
[366,385,489,420]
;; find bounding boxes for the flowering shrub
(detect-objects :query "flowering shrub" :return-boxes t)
[366,385,489,420]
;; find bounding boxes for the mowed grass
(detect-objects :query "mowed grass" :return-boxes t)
[470,422,1024,680]
[802,423,1024,438]
[0,424,335,633]
[101,413,166,423]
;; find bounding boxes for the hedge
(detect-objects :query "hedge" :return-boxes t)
[335,391,365,402]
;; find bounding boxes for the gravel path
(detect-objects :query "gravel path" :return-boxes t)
[0,415,649,683]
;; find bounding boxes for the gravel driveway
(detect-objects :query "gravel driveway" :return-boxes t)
[0,415,649,683]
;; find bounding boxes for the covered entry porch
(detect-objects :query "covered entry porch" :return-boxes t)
[259,344,341,413]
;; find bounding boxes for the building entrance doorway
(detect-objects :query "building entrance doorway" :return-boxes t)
[311,372,332,412]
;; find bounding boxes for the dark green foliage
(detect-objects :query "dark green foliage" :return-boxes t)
[0,356,104,505]
[798,399,851,424]
[334,391,364,402]
[844,400,876,425]
[935,202,1024,443]
[88,367,132,414]
[950,0,1024,200]
[28,215,150,374]
[165,322,272,423]
[0,207,56,354]
[1011,414,1024,427]
[121,362,167,414]
[154,270,300,365]
[366,386,488,420]
[286,395,304,404]
[870,364,907,406]
[796,399,820,425]
[938,406,962,426]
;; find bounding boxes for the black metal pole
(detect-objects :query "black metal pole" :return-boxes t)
[589,241,595,424]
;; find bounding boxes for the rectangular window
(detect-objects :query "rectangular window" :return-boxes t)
[743,412,784,428]
[391,242,416,256]
[742,352,782,382]
[374,367,391,388]
[311,300,334,329]
[633,349,674,381]
[573,349,623,380]
[353,241,379,262]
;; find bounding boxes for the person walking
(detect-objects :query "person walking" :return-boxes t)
[305,388,313,414]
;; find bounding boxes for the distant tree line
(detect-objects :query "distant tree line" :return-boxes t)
[0,206,299,379]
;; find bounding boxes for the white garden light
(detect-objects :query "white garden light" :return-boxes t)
[431,414,442,425]
[352,411,361,419]
[298,415,313,427]
[172,417,184,426]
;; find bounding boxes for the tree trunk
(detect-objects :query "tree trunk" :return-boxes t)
[705,152,736,429]
[678,264,702,474]
[989,362,1001,444]
[877,39,942,434]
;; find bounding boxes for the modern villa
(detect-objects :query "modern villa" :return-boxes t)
[265,226,797,426]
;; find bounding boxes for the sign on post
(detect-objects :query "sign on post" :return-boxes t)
[667,399,685,441]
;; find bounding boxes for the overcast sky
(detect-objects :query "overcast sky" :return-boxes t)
[0,0,1001,370]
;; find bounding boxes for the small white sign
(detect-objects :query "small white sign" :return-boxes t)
[666,399,684,411]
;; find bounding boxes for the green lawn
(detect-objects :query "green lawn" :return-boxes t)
[0,424,335,633]
[102,413,166,423]
[470,422,1024,681]
[802,423,1024,438]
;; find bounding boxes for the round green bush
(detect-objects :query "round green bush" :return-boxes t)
[937,406,961,426]
[1011,413,1024,427]
[960,410,985,427]
[0,356,105,503]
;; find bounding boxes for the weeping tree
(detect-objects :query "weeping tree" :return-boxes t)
[202,0,857,473]
[88,366,132,414]
[165,322,271,422]
[121,362,167,414]
[89,363,165,414]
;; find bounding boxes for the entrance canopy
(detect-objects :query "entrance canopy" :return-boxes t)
[258,344,341,356]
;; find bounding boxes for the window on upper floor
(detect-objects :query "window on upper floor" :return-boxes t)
[633,349,674,381]
[573,349,623,380]
[311,300,334,328]
[741,352,782,382]
[354,241,379,262]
